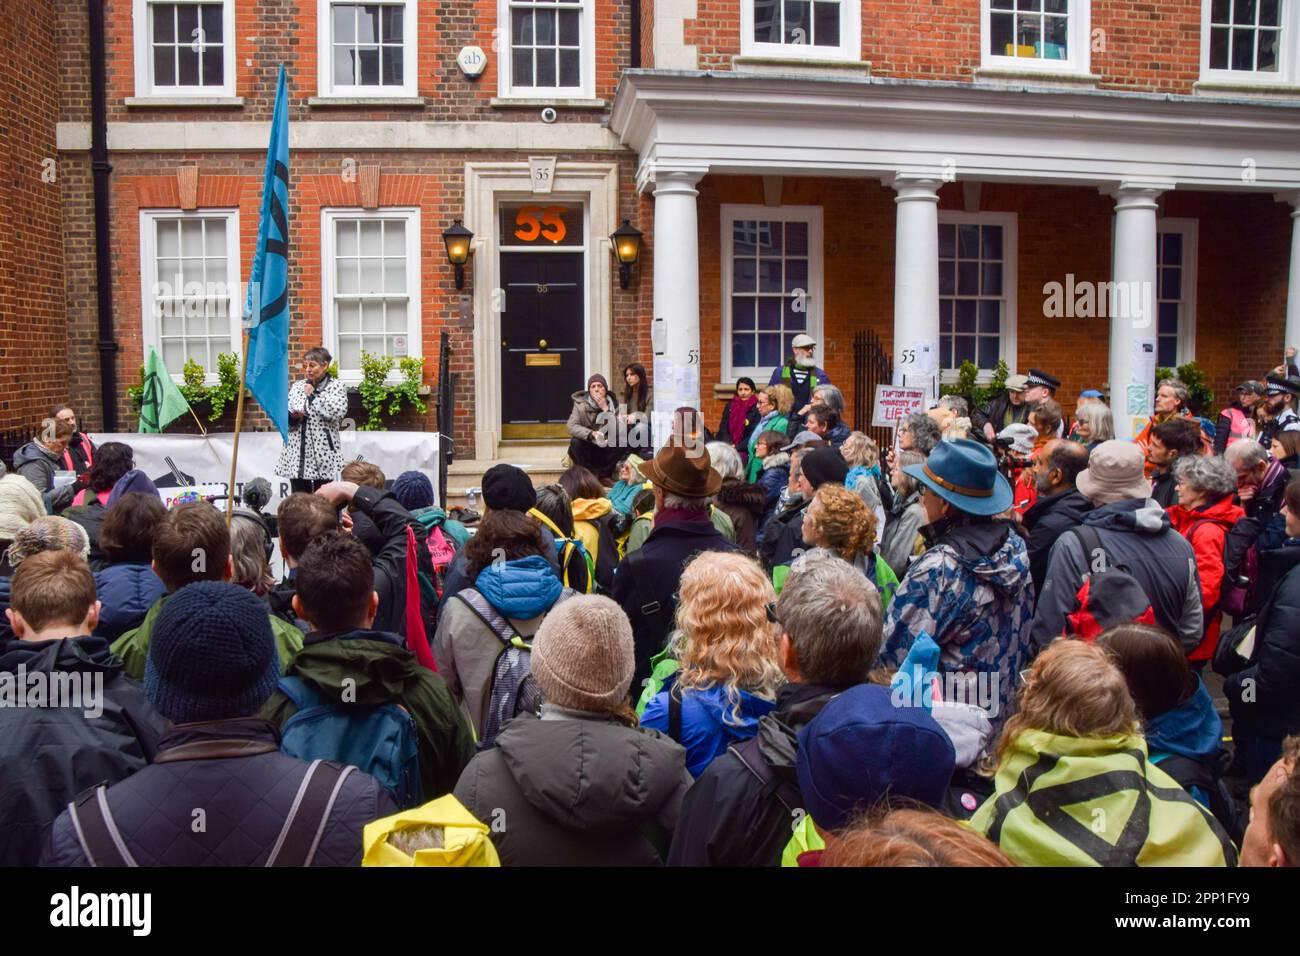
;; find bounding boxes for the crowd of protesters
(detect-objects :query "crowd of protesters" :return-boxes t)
[3,353,1300,871]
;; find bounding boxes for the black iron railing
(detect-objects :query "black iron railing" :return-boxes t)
[435,330,456,508]
[852,329,894,451]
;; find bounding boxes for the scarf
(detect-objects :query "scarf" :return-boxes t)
[654,506,711,527]
[727,394,758,442]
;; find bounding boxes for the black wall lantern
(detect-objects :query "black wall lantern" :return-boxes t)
[442,219,474,289]
[610,219,643,290]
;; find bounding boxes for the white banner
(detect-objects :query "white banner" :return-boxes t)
[91,430,441,514]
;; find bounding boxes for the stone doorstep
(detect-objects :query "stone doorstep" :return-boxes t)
[443,443,570,508]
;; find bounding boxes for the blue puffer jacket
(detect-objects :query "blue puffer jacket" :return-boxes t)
[93,562,166,643]
[642,680,777,778]
[1147,678,1223,809]
[40,718,396,867]
[475,554,563,619]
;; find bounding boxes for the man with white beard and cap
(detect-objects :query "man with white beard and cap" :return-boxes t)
[769,334,831,426]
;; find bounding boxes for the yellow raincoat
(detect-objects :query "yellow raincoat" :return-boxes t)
[362,795,501,867]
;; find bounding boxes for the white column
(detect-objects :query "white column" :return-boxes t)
[889,175,942,395]
[650,168,705,449]
[1281,192,1300,365]
[1106,182,1171,441]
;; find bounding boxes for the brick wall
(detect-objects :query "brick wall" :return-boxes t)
[0,0,69,435]
[84,151,641,450]
[81,0,630,124]
[683,0,1229,95]
[640,0,655,68]
[1171,191,1294,405]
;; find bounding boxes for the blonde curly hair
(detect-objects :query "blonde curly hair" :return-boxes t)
[673,551,784,723]
[764,383,795,416]
[992,640,1139,768]
[804,484,878,561]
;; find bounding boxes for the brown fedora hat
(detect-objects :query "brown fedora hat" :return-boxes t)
[638,442,722,497]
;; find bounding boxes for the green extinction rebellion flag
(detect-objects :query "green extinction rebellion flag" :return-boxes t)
[138,347,193,433]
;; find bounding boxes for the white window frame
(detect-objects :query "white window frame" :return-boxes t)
[721,205,824,384]
[937,210,1018,381]
[1156,218,1199,368]
[740,0,862,61]
[316,0,419,99]
[1199,0,1299,86]
[979,0,1092,75]
[497,0,596,99]
[139,208,242,385]
[321,207,423,386]
[132,0,236,98]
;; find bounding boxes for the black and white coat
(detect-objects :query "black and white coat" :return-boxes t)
[275,375,348,481]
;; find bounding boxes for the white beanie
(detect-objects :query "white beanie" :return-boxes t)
[0,474,45,543]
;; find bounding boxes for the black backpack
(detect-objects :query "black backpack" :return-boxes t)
[1153,751,1242,844]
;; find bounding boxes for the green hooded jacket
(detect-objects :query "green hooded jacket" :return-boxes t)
[111,594,304,680]
[261,629,476,801]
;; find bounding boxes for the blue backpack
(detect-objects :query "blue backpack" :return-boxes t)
[277,676,423,809]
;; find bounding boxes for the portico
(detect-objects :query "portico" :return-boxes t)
[611,71,1300,437]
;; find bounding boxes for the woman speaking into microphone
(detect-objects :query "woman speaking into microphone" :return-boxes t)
[275,347,348,493]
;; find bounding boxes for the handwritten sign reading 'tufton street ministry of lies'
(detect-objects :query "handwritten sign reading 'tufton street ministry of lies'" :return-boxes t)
[872,385,927,429]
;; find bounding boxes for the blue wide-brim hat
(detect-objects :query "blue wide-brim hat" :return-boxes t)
[902,438,1012,517]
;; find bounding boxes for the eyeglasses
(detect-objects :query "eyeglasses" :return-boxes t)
[765,601,780,625]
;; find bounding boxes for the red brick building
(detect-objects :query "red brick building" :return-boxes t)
[0,0,69,435]
[32,0,1300,462]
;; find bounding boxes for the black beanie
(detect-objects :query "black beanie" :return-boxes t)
[800,446,849,490]
[481,463,537,512]
[144,581,280,723]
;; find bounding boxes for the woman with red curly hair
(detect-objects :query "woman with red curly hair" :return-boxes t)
[641,551,785,776]
[801,484,899,608]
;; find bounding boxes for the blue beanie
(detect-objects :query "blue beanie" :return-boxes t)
[796,684,956,832]
[144,581,280,723]
[108,469,160,509]
[392,470,434,512]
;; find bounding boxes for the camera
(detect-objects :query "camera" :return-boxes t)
[540,107,558,124]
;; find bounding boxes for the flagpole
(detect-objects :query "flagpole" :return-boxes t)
[188,404,208,437]
[227,328,251,527]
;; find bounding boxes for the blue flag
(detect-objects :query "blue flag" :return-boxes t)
[243,65,291,441]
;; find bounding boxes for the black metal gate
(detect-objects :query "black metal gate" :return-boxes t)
[852,329,894,450]
[0,426,29,473]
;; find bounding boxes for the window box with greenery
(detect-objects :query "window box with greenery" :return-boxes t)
[355,350,427,430]
[128,349,428,431]
[127,352,243,424]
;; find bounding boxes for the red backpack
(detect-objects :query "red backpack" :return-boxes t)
[1063,525,1157,640]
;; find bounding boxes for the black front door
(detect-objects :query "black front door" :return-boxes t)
[500,251,584,438]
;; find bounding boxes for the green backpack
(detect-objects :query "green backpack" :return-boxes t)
[772,552,898,608]
[635,643,680,717]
